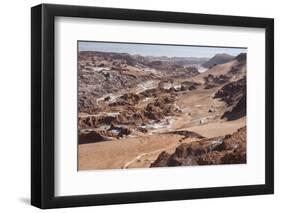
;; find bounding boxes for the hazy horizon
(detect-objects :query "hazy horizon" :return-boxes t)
[78,41,247,58]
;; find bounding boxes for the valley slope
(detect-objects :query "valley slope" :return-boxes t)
[78,51,247,170]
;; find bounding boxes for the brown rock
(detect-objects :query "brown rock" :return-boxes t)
[137,127,148,133]
[119,92,142,105]
[79,130,107,144]
[151,126,247,167]
[78,116,97,129]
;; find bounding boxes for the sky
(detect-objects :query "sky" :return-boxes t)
[78,41,247,58]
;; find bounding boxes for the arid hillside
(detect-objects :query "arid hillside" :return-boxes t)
[78,51,247,170]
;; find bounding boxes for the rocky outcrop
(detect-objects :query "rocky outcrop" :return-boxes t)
[143,95,179,121]
[214,77,245,105]
[180,81,200,91]
[140,88,160,97]
[119,93,142,105]
[154,95,175,107]
[150,126,246,167]
[79,90,181,143]
[79,130,108,144]
[144,103,164,121]
[108,125,132,138]
[79,116,97,129]
[214,77,246,120]
[222,92,246,120]
[78,115,117,129]
[117,110,147,126]
[79,124,133,144]
[151,137,224,167]
[199,126,246,164]
[203,74,230,89]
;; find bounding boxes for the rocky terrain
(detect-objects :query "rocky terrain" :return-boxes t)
[150,126,246,167]
[78,51,203,113]
[78,50,247,170]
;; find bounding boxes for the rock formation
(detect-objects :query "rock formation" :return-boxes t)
[150,126,246,167]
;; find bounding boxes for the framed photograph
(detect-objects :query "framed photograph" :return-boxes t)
[31,3,274,209]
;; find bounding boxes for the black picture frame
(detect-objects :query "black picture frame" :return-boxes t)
[31,3,274,209]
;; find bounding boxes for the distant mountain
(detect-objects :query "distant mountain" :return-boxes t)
[79,51,209,67]
[202,53,235,68]
[141,56,209,66]
[192,53,246,84]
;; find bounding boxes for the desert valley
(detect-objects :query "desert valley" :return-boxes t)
[78,44,247,170]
